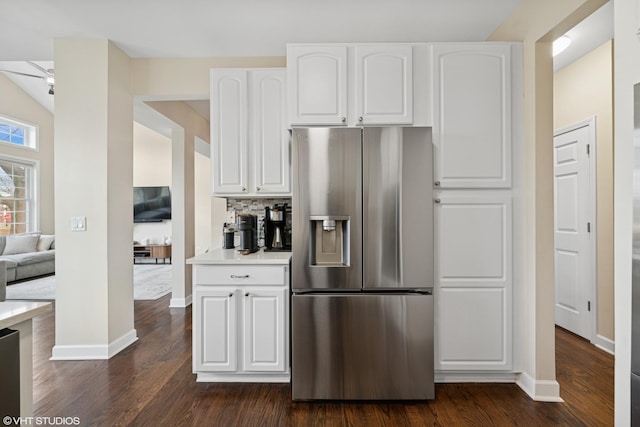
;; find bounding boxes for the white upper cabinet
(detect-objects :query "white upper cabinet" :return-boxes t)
[288,43,415,126]
[287,45,348,125]
[252,70,290,194]
[211,70,248,194]
[211,68,290,196]
[432,43,512,188]
[355,44,413,125]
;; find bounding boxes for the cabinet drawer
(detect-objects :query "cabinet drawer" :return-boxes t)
[194,265,285,286]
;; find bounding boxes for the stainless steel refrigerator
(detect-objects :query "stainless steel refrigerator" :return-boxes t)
[291,127,434,400]
[632,83,640,424]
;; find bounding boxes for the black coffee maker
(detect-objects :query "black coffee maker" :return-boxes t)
[237,213,259,254]
[264,204,291,251]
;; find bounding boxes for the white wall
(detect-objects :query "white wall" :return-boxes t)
[613,0,639,423]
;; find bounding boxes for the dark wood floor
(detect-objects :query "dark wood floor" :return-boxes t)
[30,295,614,426]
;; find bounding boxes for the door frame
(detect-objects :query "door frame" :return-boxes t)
[553,116,597,343]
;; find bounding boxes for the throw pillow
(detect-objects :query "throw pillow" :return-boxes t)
[3,234,41,255]
[37,234,55,251]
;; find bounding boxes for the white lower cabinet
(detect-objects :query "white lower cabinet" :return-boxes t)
[193,264,289,382]
[242,288,287,372]
[434,194,513,372]
[195,289,238,372]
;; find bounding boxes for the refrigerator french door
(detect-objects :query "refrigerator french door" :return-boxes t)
[632,83,640,424]
[291,127,434,400]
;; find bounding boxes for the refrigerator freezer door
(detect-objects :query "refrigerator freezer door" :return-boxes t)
[292,127,363,290]
[291,293,434,400]
[363,127,434,289]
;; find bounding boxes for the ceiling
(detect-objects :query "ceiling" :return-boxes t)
[0,0,612,118]
[0,0,525,60]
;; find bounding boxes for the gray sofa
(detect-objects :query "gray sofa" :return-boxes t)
[0,260,6,301]
[0,234,55,283]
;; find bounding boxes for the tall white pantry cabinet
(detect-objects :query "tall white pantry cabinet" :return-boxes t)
[286,42,522,377]
[432,43,520,374]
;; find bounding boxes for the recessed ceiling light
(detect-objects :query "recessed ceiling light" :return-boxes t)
[553,35,571,57]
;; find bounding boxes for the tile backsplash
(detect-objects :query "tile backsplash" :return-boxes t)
[226,197,291,225]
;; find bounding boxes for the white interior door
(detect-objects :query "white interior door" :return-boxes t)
[553,122,594,339]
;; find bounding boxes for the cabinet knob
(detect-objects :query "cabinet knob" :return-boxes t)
[231,274,250,279]
[358,116,363,122]
[434,199,441,204]
[256,186,261,191]
[434,181,441,187]
[341,117,346,123]
[228,293,234,297]
[245,292,250,297]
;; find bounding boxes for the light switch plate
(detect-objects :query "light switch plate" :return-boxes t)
[71,216,86,231]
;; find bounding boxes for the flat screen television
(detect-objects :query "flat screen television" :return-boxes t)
[133,186,171,223]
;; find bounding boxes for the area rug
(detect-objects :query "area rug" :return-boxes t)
[5,264,172,301]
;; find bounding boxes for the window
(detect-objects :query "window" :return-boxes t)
[0,157,37,235]
[0,116,37,150]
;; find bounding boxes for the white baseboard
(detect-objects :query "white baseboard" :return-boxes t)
[196,372,290,383]
[435,372,518,383]
[516,372,563,402]
[593,334,615,355]
[50,329,138,360]
[169,294,192,308]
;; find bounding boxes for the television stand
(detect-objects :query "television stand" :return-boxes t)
[133,244,172,264]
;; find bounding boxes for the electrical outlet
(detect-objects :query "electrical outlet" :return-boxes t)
[226,210,236,224]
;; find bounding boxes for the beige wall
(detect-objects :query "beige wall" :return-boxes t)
[489,0,608,400]
[53,39,135,358]
[553,40,614,342]
[133,122,172,185]
[132,122,213,254]
[132,122,172,245]
[141,100,209,305]
[131,57,285,98]
[0,74,55,234]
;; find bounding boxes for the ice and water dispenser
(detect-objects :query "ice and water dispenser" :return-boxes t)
[309,216,350,266]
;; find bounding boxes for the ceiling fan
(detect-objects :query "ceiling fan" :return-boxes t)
[0,61,55,95]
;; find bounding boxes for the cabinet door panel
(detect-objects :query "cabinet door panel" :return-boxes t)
[288,45,348,125]
[195,289,237,372]
[243,287,287,372]
[433,44,511,188]
[211,70,248,194]
[356,44,413,124]
[436,287,511,370]
[435,196,512,287]
[253,70,290,194]
[434,195,512,371]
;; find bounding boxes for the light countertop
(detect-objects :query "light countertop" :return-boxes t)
[0,301,52,329]
[187,248,291,265]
